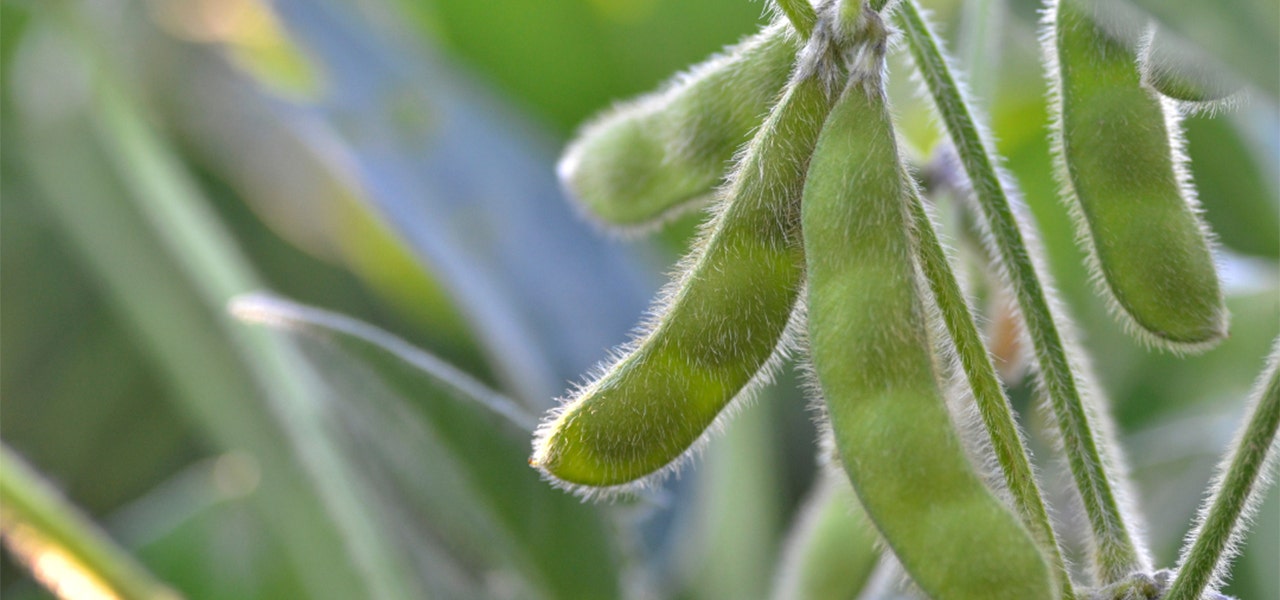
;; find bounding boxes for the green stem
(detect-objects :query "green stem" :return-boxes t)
[906,191,1075,599]
[895,0,1145,583]
[773,0,817,39]
[0,445,179,600]
[1165,340,1280,600]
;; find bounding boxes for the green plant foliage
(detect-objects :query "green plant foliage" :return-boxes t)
[3,0,1278,598]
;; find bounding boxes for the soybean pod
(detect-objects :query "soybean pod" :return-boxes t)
[1050,0,1226,351]
[532,63,838,491]
[803,59,1056,599]
[1140,26,1241,106]
[557,24,799,229]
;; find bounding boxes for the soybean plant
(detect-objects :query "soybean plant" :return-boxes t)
[535,0,1279,598]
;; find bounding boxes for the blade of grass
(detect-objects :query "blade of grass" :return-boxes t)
[895,0,1148,583]
[88,75,427,600]
[34,7,431,596]
[17,89,366,600]
[0,445,180,600]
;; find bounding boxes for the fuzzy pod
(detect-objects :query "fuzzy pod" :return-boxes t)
[1048,0,1227,351]
[531,67,838,493]
[803,69,1056,599]
[557,23,800,230]
[1140,26,1242,107]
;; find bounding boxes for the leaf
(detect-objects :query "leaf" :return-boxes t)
[229,293,622,600]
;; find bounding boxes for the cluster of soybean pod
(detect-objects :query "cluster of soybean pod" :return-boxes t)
[530,0,1280,598]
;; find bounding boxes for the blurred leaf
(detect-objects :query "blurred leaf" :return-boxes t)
[230,292,623,599]
[673,397,784,600]
[0,445,180,600]
[0,148,198,519]
[392,0,768,132]
[771,471,880,600]
[1184,114,1280,259]
[256,0,659,407]
[13,11,446,597]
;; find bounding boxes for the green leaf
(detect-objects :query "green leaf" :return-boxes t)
[0,445,180,600]
[229,293,622,600]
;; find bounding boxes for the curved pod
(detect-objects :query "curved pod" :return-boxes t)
[1050,0,1226,350]
[532,70,837,491]
[1140,26,1241,106]
[557,24,800,229]
[803,73,1055,599]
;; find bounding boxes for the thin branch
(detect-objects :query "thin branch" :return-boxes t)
[1166,339,1280,600]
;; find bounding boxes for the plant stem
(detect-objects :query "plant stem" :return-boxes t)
[906,190,1075,599]
[0,445,180,600]
[1165,340,1280,600]
[895,0,1145,583]
[773,0,817,39]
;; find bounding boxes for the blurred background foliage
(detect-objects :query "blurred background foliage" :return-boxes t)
[0,0,1275,598]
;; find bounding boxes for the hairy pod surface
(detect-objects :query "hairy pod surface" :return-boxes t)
[1050,0,1226,350]
[1139,27,1241,106]
[803,70,1055,599]
[557,24,800,229]
[531,68,837,491]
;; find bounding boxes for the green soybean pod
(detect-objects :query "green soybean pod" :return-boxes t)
[1140,26,1242,106]
[1050,0,1227,351]
[804,73,1055,599]
[532,69,836,492]
[558,23,800,230]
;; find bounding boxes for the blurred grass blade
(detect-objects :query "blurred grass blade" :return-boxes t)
[15,33,366,600]
[90,77,430,600]
[0,445,181,600]
[23,9,438,597]
[229,292,622,599]
[230,292,535,430]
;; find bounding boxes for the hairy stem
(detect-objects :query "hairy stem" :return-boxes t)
[906,190,1076,599]
[1165,341,1280,600]
[0,445,179,600]
[896,0,1145,582]
[773,0,817,39]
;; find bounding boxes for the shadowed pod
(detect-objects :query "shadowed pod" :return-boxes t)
[1139,26,1242,107]
[530,26,844,493]
[770,467,880,600]
[1046,0,1227,352]
[802,34,1055,599]
[557,23,801,231]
